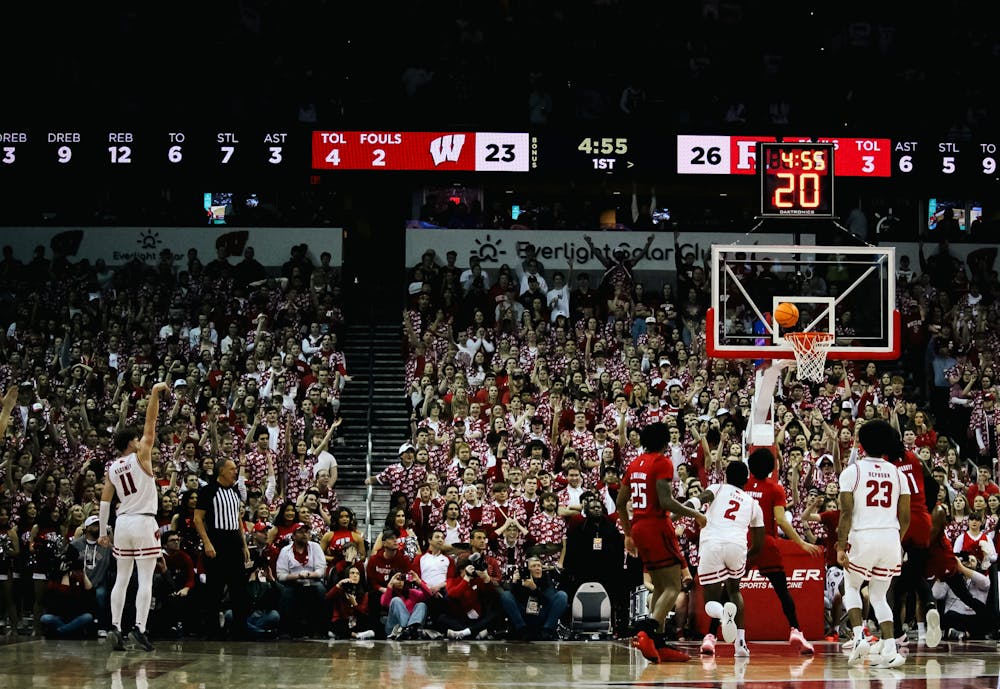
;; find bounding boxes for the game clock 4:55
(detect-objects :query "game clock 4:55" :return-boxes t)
[759,142,835,218]
[577,136,630,171]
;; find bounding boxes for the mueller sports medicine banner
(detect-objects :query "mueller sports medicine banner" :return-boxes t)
[691,538,825,641]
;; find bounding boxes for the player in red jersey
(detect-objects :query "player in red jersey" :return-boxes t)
[887,439,942,647]
[743,447,821,654]
[617,422,706,663]
[926,503,994,633]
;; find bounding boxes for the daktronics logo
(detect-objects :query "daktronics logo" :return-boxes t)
[739,568,822,590]
[429,134,466,166]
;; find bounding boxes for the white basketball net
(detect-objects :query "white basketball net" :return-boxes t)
[785,332,835,383]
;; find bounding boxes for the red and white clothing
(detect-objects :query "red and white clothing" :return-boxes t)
[838,456,910,580]
[527,510,566,568]
[953,530,998,570]
[108,452,160,560]
[697,483,764,585]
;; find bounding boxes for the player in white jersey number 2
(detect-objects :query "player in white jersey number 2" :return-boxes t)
[686,460,764,658]
[837,420,911,669]
[99,381,169,652]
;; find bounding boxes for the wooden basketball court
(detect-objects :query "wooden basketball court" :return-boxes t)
[1,637,997,689]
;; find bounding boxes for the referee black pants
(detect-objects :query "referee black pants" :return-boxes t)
[202,538,250,639]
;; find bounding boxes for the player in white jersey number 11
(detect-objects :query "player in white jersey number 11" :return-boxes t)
[99,381,169,653]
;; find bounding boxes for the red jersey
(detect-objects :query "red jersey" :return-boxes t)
[623,451,675,522]
[743,476,785,538]
[818,510,841,569]
[893,449,932,547]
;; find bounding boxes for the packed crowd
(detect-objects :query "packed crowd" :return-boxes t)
[393,237,1000,643]
[1,231,999,646]
[0,241,350,640]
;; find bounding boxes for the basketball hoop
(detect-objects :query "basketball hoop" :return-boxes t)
[784,331,835,383]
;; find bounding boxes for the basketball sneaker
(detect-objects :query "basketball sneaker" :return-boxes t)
[129,627,154,652]
[871,651,905,669]
[704,601,725,620]
[847,637,869,664]
[720,603,738,643]
[734,639,750,658]
[633,631,660,663]
[107,627,126,652]
[925,608,942,648]
[657,644,691,662]
[700,633,717,655]
[789,627,815,654]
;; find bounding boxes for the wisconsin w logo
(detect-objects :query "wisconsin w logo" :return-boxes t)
[429,134,466,165]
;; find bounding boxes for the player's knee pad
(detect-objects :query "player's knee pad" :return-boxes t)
[868,578,893,623]
[842,570,865,611]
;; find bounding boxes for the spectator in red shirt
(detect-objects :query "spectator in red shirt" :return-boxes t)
[365,531,413,608]
[967,466,1000,505]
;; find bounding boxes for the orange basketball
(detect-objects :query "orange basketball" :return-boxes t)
[774,302,799,328]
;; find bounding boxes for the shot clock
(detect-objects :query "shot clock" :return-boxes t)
[759,142,835,218]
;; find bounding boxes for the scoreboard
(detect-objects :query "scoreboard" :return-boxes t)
[675,133,1000,188]
[0,125,997,193]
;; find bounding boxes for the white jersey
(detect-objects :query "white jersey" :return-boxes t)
[109,452,158,517]
[838,456,909,531]
[700,483,764,546]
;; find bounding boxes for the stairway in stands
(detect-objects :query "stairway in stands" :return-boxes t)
[335,321,409,539]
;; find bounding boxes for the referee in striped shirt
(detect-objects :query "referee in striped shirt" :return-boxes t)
[194,458,251,640]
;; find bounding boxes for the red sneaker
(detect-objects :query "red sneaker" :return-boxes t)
[633,632,660,663]
[658,645,691,662]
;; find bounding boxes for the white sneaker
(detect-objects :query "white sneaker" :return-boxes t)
[720,603,738,643]
[925,609,942,649]
[447,628,471,640]
[847,637,870,664]
[734,639,750,658]
[871,639,884,656]
[353,630,375,640]
[700,633,717,655]
[388,624,403,640]
[788,627,814,654]
[872,652,905,669]
[705,601,725,619]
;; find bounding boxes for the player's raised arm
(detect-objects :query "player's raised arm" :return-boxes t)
[657,479,706,526]
[138,382,169,468]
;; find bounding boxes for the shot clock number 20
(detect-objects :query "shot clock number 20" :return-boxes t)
[759,142,835,218]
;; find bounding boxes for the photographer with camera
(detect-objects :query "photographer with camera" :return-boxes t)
[226,548,281,641]
[156,530,196,636]
[499,556,567,641]
[38,546,97,639]
[381,567,431,639]
[439,538,500,640]
[931,551,992,640]
[325,564,375,639]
